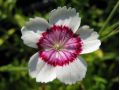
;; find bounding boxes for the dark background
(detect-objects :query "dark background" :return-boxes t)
[0,0,119,90]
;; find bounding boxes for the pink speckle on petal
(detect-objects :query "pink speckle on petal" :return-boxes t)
[37,25,83,66]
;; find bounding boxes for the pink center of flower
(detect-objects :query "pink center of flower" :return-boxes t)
[37,25,83,66]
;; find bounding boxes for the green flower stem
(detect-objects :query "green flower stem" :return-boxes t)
[40,83,46,90]
[99,1,119,34]
[0,65,27,72]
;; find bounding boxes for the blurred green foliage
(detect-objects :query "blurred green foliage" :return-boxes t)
[0,0,118,90]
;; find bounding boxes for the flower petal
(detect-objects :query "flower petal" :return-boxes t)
[56,57,87,84]
[22,17,50,34]
[36,63,56,83]
[76,25,101,54]
[76,25,99,41]
[21,17,50,48]
[49,6,81,32]
[21,31,40,48]
[28,52,45,78]
[28,52,56,82]
[81,40,101,54]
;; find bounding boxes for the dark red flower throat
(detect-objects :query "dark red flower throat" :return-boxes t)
[37,25,83,66]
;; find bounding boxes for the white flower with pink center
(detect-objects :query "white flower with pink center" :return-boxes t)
[21,6,101,84]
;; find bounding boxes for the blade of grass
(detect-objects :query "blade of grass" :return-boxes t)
[100,22,119,37]
[101,27,119,42]
[99,1,119,34]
